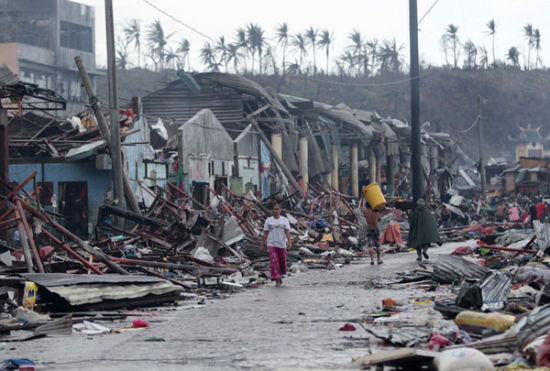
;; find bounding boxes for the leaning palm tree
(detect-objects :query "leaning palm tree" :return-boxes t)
[305,27,318,75]
[318,29,334,74]
[380,39,403,73]
[123,19,141,68]
[366,38,379,75]
[215,35,229,72]
[234,28,249,73]
[164,47,178,70]
[276,23,289,75]
[177,39,191,70]
[444,24,460,68]
[227,43,242,73]
[534,28,541,69]
[147,20,171,71]
[247,23,266,74]
[290,33,308,73]
[523,23,534,70]
[348,30,368,75]
[507,47,520,68]
[200,42,219,71]
[485,19,496,68]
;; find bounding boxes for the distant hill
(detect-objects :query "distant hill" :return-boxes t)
[98,67,550,160]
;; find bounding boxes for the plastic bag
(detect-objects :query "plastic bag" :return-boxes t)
[434,348,494,371]
[455,311,515,332]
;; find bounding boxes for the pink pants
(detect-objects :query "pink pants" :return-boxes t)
[268,246,287,279]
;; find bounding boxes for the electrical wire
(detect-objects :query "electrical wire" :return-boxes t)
[141,0,214,41]
[418,0,441,25]
[456,116,479,134]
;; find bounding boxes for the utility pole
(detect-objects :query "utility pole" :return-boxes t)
[478,96,486,195]
[0,108,8,199]
[409,0,422,202]
[105,0,124,208]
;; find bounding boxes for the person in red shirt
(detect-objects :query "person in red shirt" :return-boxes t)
[536,200,546,221]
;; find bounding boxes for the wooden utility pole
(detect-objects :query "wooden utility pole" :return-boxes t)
[478,96,486,195]
[0,108,8,199]
[75,57,140,213]
[409,0,422,202]
[105,0,124,208]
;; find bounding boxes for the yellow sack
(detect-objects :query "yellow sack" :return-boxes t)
[455,311,515,332]
[22,281,38,310]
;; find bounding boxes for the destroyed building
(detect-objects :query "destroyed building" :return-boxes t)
[0,0,97,114]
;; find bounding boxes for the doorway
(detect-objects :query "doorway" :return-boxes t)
[59,181,88,239]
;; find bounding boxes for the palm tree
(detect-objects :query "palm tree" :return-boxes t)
[348,30,368,76]
[276,23,289,75]
[177,39,191,70]
[215,35,229,72]
[366,38,379,75]
[247,23,265,74]
[340,51,356,76]
[227,43,242,73]
[318,29,333,74]
[507,47,520,67]
[305,27,318,75]
[164,47,178,70]
[444,24,460,68]
[200,42,219,71]
[290,33,307,73]
[478,45,489,69]
[534,28,542,69]
[379,39,403,73]
[485,20,496,68]
[116,37,130,70]
[523,23,534,70]
[235,27,249,73]
[123,19,141,68]
[147,20,171,71]
[463,40,477,69]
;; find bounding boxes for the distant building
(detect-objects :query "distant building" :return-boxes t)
[509,125,550,161]
[0,0,97,114]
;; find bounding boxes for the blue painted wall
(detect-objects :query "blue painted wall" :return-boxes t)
[9,160,111,236]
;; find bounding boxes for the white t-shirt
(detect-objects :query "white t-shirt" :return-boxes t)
[264,216,290,248]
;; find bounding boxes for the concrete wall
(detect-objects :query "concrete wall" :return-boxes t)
[238,157,259,192]
[9,160,111,236]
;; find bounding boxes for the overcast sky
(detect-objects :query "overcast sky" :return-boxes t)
[79,0,549,71]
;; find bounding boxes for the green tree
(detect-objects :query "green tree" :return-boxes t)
[348,29,368,76]
[276,23,289,75]
[366,38,379,75]
[116,36,130,70]
[379,39,403,73]
[234,28,249,73]
[318,29,334,74]
[123,19,141,68]
[478,45,489,69]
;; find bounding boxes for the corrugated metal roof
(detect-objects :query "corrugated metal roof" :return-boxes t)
[20,273,165,286]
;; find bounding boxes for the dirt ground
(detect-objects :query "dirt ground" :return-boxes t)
[2,242,471,370]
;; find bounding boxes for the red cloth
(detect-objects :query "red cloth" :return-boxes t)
[339,323,356,331]
[132,319,149,328]
[536,202,546,220]
[451,246,473,255]
[268,246,287,279]
[427,333,451,350]
[381,222,403,245]
[537,330,550,367]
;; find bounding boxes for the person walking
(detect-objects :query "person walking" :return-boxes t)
[363,204,383,265]
[408,198,442,262]
[261,203,292,286]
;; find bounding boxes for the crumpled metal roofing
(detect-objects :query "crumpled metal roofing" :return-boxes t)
[478,271,512,311]
[516,303,550,347]
[432,255,490,284]
[20,273,166,286]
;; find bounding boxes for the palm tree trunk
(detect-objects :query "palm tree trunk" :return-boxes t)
[138,44,141,68]
[251,50,255,75]
[326,48,329,74]
[492,34,496,68]
[527,46,531,70]
[282,44,287,76]
[313,45,317,76]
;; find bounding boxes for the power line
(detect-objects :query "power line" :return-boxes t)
[292,70,440,88]
[141,0,214,41]
[418,0,441,25]
[456,116,479,134]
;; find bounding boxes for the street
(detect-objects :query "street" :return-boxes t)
[2,242,469,370]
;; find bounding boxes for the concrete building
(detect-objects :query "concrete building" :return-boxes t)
[0,0,97,114]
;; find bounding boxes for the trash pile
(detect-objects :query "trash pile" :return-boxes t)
[0,170,382,343]
[353,225,550,370]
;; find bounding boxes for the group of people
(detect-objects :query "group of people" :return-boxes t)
[260,193,443,286]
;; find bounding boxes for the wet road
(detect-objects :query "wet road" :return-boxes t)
[2,242,470,370]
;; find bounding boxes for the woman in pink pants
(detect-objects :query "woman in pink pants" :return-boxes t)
[261,203,292,286]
